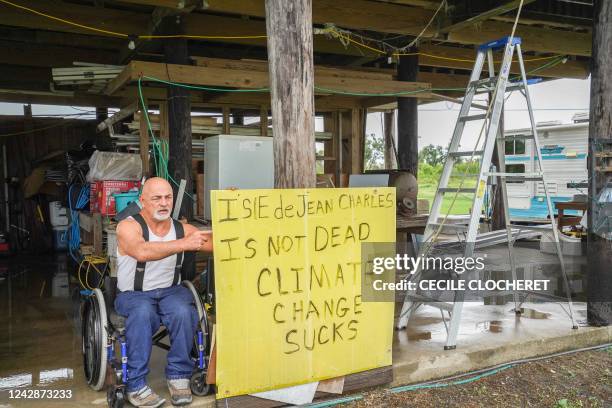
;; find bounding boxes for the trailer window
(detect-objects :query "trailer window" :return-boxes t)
[506,164,525,183]
[505,139,526,155]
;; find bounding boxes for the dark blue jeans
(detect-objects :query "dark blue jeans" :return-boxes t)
[115,285,198,392]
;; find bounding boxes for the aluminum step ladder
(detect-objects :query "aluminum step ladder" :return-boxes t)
[396,36,578,349]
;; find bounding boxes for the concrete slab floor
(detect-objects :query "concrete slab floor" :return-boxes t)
[0,251,609,407]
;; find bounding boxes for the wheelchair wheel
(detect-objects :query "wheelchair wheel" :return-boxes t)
[107,385,125,408]
[182,281,209,350]
[190,371,211,397]
[82,288,108,391]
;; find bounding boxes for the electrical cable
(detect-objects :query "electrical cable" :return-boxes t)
[137,77,195,201]
[0,0,568,66]
[303,342,612,408]
[67,183,90,263]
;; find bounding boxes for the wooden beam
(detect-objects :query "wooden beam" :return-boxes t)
[448,21,591,56]
[193,50,588,81]
[0,28,125,51]
[222,107,230,134]
[206,0,435,36]
[0,0,592,63]
[438,0,536,34]
[0,0,149,37]
[115,0,200,8]
[139,102,150,176]
[201,0,589,56]
[397,53,419,175]
[105,60,431,97]
[383,110,397,169]
[373,0,441,10]
[350,108,365,174]
[97,100,138,132]
[0,89,121,107]
[163,18,194,220]
[259,106,268,136]
[417,44,589,79]
[0,40,118,67]
[266,0,316,189]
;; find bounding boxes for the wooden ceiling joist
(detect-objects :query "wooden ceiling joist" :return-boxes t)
[104,60,432,98]
[0,0,591,58]
[0,40,118,68]
[196,0,590,56]
[438,0,536,35]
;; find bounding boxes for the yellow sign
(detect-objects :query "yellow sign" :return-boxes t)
[211,188,396,398]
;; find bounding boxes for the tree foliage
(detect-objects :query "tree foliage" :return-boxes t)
[419,144,447,166]
[364,133,385,170]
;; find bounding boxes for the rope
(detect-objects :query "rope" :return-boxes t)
[0,0,563,65]
[413,0,527,266]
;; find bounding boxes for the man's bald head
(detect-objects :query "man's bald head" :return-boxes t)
[140,177,173,221]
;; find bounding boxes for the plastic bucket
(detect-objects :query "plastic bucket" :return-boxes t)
[113,191,140,214]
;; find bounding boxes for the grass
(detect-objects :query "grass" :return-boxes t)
[418,183,473,215]
[418,161,480,215]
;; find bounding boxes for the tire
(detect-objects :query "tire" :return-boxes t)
[82,288,108,391]
[190,371,211,396]
[182,281,209,353]
[107,386,125,408]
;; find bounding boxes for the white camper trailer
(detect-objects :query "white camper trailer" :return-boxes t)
[505,114,588,221]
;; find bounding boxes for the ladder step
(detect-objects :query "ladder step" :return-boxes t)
[469,77,497,89]
[439,188,477,193]
[459,114,488,122]
[508,223,553,231]
[448,150,484,158]
[507,78,542,92]
[486,172,544,181]
[429,222,469,230]
[478,36,521,51]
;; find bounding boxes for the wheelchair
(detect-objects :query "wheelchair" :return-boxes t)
[81,276,212,408]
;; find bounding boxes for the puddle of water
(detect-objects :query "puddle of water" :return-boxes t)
[38,368,73,386]
[476,320,504,333]
[518,307,551,319]
[407,331,432,341]
[0,368,73,390]
[0,373,32,390]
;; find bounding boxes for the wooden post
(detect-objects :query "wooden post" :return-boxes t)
[163,15,193,220]
[265,0,316,188]
[587,0,612,326]
[159,101,169,159]
[222,107,230,134]
[383,110,397,169]
[139,101,150,177]
[259,106,268,136]
[350,108,364,174]
[397,52,419,176]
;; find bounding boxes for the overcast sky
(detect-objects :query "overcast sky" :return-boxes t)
[1,77,591,151]
[366,77,591,150]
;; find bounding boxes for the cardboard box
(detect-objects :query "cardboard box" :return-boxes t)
[90,180,140,215]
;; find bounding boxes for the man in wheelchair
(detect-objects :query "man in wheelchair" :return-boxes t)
[113,177,213,407]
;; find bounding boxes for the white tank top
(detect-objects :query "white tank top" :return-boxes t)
[117,218,178,292]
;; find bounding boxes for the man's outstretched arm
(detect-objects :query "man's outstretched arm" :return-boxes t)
[117,219,210,262]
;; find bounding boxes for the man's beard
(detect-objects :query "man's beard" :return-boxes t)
[153,210,170,221]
